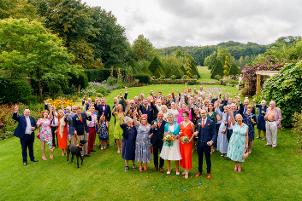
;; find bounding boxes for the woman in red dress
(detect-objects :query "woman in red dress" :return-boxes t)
[179,111,195,179]
[56,109,68,156]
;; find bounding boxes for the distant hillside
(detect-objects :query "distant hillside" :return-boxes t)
[159,41,267,66]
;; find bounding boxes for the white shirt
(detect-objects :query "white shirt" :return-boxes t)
[25,116,32,134]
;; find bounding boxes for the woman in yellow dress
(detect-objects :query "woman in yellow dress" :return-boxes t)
[112,104,125,154]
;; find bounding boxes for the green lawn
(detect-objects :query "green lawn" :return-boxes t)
[0,84,301,201]
[197,66,218,83]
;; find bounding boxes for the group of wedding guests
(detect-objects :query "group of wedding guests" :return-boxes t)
[12,86,282,179]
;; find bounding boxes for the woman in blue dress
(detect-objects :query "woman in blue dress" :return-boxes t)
[256,100,267,140]
[217,106,229,156]
[227,110,249,173]
[121,117,137,171]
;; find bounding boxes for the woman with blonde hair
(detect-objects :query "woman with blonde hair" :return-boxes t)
[56,109,68,156]
[112,104,125,154]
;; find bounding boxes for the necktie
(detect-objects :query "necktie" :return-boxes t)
[158,121,161,128]
[202,118,205,128]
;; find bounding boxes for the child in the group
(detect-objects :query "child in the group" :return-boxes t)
[98,114,109,150]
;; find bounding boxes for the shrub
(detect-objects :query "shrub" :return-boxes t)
[106,76,117,86]
[133,74,151,84]
[214,75,222,80]
[293,112,302,150]
[182,75,189,79]
[0,78,34,104]
[192,75,199,79]
[262,62,302,127]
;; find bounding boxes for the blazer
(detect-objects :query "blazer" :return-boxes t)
[150,120,166,145]
[12,112,36,138]
[139,103,157,123]
[73,113,90,135]
[95,104,111,121]
[239,103,255,115]
[196,118,217,143]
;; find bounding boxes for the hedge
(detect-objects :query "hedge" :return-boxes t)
[84,69,125,82]
[133,74,151,84]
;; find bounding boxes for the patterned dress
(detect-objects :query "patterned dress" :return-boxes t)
[135,124,151,163]
[98,121,109,140]
[37,118,53,149]
[227,123,248,162]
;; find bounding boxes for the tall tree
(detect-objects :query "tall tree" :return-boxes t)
[132,34,157,61]
[0,18,82,98]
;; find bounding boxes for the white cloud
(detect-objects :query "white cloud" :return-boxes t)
[83,0,302,48]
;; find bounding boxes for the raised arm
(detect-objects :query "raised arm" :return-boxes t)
[12,105,20,122]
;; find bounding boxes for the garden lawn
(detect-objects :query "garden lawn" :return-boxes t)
[0,84,301,201]
[197,66,218,83]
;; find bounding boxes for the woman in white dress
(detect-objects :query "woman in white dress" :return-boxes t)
[160,113,182,175]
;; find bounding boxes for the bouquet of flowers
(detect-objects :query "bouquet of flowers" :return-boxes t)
[181,136,189,144]
[163,134,175,147]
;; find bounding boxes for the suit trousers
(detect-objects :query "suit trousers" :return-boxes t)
[197,142,211,174]
[20,134,35,162]
[153,143,164,169]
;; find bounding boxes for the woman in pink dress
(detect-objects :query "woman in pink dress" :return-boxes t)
[36,110,54,160]
[177,103,192,124]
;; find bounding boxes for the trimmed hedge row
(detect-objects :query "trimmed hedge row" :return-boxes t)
[84,69,125,82]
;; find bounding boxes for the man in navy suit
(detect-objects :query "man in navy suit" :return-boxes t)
[194,109,217,179]
[12,105,38,166]
[95,97,111,121]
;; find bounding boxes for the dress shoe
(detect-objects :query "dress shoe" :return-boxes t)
[23,162,27,166]
[206,174,212,180]
[195,172,201,177]
[159,168,164,173]
[31,160,38,162]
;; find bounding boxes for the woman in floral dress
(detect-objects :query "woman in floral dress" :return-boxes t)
[37,110,54,160]
[133,113,152,172]
[227,110,249,173]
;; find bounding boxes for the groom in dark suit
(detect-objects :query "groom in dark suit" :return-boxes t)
[12,105,38,166]
[194,109,217,179]
[150,112,166,172]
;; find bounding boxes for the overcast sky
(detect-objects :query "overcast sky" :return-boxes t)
[83,0,302,48]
